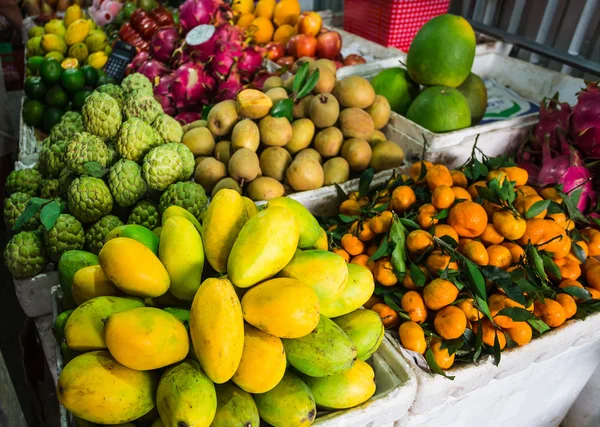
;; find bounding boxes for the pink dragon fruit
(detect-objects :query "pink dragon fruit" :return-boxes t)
[175,112,202,124]
[137,60,170,85]
[213,23,243,44]
[154,75,177,116]
[185,24,217,62]
[238,46,264,80]
[130,51,150,71]
[151,27,181,64]
[532,94,572,150]
[215,71,244,102]
[179,0,223,33]
[572,81,600,158]
[561,165,596,212]
[250,70,275,90]
[171,63,216,109]
[211,42,243,79]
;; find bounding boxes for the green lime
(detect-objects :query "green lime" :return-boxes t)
[27,56,44,73]
[42,107,65,133]
[371,68,420,115]
[45,51,65,63]
[80,65,99,87]
[97,74,116,85]
[60,68,85,93]
[22,100,45,127]
[40,58,62,85]
[72,90,92,110]
[45,86,69,108]
[24,77,47,101]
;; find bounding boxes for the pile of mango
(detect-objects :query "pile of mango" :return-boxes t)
[54,191,383,426]
[27,5,110,71]
[325,157,600,374]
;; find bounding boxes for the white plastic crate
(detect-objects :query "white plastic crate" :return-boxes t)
[563,364,600,427]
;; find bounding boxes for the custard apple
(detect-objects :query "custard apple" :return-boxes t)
[142,144,182,191]
[40,179,60,199]
[108,159,148,207]
[4,231,47,278]
[123,90,163,124]
[67,177,114,223]
[153,114,184,143]
[65,132,109,174]
[121,73,153,96]
[128,200,161,229]
[82,91,123,140]
[44,214,85,262]
[4,193,39,231]
[38,140,66,178]
[6,169,42,195]
[159,182,208,220]
[48,120,84,145]
[106,143,119,166]
[95,84,125,109]
[85,215,124,254]
[58,169,76,197]
[115,118,162,162]
[61,111,83,125]
[171,143,195,181]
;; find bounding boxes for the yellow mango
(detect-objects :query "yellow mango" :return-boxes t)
[253,371,316,427]
[303,359,376,409]
[71,265,119,305]
[105,307,189,370]
[57,351,157,424]
[320,263,374,318]
[44,19,66,37]
[241,196,258,219]
[99,237,170,298]
[162,205,202,235]
[190,277,244,383]
[65,296,143,351]
[212,383,260,427]
[312,227,329,250]
[202,189,247,273]
[278,249,348,302]
[41,33,67,55]
[241,278,320,338]
[333,309,384,361]
[65,19,90,46]
[266,197,320,248]
[85,29,108,52]
[159,216,204,301]
[64,4,83,27]
[156,359,216,427]
[232,324,286,393]
[228,206,299,288]
[86,51,108,69]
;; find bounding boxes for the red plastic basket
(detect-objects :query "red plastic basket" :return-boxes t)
[343,0,450,52]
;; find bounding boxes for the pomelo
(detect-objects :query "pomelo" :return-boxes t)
[406,14,476,87]
[457,72,488,124]
[406,86,471,133]
[371,68,420,115]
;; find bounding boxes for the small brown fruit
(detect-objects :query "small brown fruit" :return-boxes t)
[207,100,239,136]
[265,87,288,104]
[309,58,336,75]
[370,140,405,172]
[341,138,372,172]
[211,177,242,197]
[323,157,350,185]
[293,95,314,119]
[214,141,232,165]
[259,116,293,147]
[314,127,343,158]
[338,107,375,140]
[313,68,336,94]
[259,147,292,182]
[369,130,387,146]
[286,119,315,154]
[286,157,324,191]
[292,56,316,73]
[309,93,339,128]
[236,89,273,120]
[333,76,376,109]
[182,119,207,133]
[231,119,260,152]
[182,127,215,156]
[263,76,284,92]
[247,177,286,201]
[228,147,261,184]
[194,158,227,193]
[366,95,392,129]
[295,148,322,164]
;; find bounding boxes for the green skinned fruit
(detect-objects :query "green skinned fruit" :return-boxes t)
[212,383,260,427]
[319,263,375,318]
[163,307,190,331]
[333,309,384,361]
[64,296,144,351]
[253,371,316,427]
[282,315,357,377]
[266,197,320,248]
[156,359,217,427]
[104,224,159,255]
[58,250,99,309]
[303,359,376,410]
[53,309,73,343]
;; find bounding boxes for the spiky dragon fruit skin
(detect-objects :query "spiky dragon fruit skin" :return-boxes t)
[171,63,216,109]
[215,71,244,102]
[572,81,600,158]
[179,0,224,33]
[238,46,264,81]
[154,75,177,116]
[532,95,572,150]
[561,166,597,212]
[213,24,243,44]
[137,59,171,85]
[151,27,181,64]
[211,42,243,79]
[131,51,150,70]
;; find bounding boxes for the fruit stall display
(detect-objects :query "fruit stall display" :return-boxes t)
[22,0,83,17]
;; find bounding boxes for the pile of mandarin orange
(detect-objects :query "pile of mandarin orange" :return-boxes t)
[328,160,600,371]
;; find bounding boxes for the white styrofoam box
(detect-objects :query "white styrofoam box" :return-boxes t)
[14,269,58,317]
[385,53,584,168]
[563,365,600,427]
[391,313,600,427]
[475,34,512,57]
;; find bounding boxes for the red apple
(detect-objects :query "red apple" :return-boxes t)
[344,54,366,66]
[317,31,342,59]
[265,42,286,61]
[288,34,317,59]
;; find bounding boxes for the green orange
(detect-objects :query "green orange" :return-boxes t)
[457,72,488,124]
[371,67,420,115]
[406,86,471,133]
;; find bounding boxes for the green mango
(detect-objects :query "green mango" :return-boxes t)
[282,315,357,377]
[211,383,260,427]
[64,296,144,351]
[266,197,320,248]
[162,205,201,234]
[105,224,160,254]
[58,250,99,309]
[333,309,384,361]
[163,307,190,331]
[320,263,374,318]
[254,371,316,427]
[303,359,376,410]
[53,309,73,343]
[156,359,217,427]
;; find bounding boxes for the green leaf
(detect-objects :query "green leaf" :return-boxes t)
[334,183,347,201]
[562,188,588,223]
[83,162,109,178]
[465,260,487,300]
[592,217,600,228]
[270,98,294,121]
[492,332,502,366]
[435,209,449,220]
[293,62,309,93]
[338,214,359,223]
[369,238,389,262]
[417,162,428,182]
[474,294,492,320]
[527,245,548,282]
[372,202,390,212]
[571,242,587,264]
[399,218,420,230]
[496,279,527,305]
[13,197,48,230]
[496,307,534,321]
[40,200,63,230]
[201,104,213,120]
[526,199,551,219]
[439,235,458,248]
[359,168,374,198]
[297,68,320,99]
[562,286,592,301]
[476,185,501,205]
[547,200,564,214]
[528,318,550,334]
[542,254,561,280]
[383,295,402,312]
[481,266,511,282]
[409,262,426,287]
[425,347,455,380]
